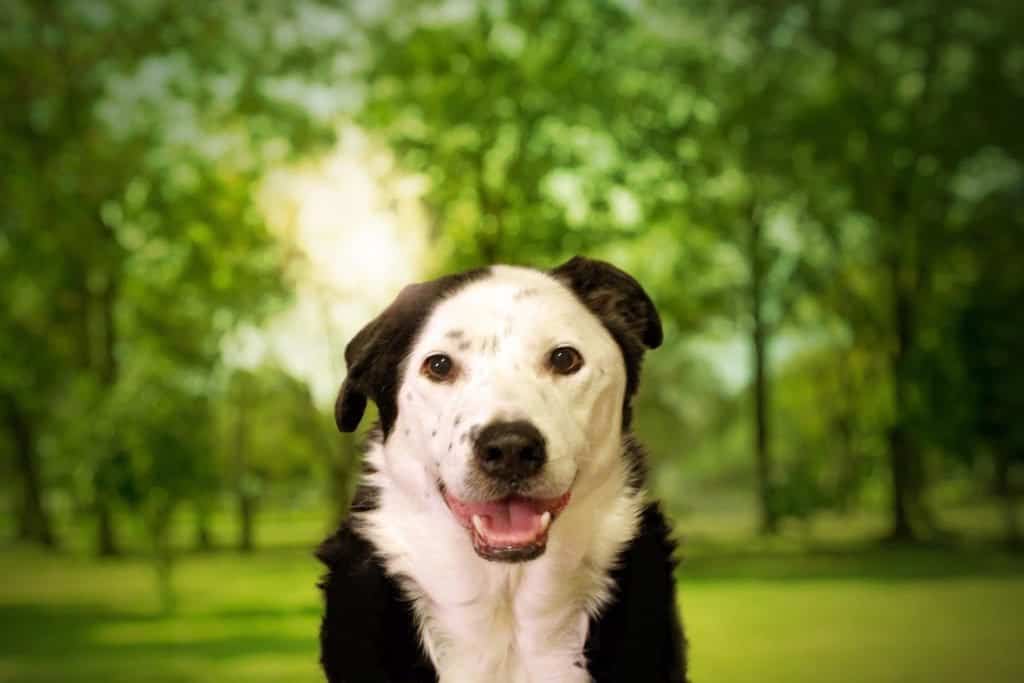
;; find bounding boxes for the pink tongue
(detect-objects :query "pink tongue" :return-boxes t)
[473,498,540,534]
[496,498,539,533]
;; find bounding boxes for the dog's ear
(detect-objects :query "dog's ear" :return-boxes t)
[334,269,489,436]
[550,255,663,350]
[334,322,380,434]
[550,256,662,429]
[334,283,429,434]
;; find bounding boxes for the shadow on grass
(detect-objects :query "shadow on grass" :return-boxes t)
[678,537,1024,582]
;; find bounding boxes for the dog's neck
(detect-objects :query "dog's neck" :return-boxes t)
[355,432,644,683]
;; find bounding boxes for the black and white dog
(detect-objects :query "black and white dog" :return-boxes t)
[318,256,686,682]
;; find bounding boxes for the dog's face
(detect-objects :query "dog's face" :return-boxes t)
[336,257,661,562]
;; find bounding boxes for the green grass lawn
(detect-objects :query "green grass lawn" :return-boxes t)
[684,570,1024,682]
[1,521,1023,682]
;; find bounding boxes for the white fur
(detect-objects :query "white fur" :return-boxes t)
[356,266,644,683]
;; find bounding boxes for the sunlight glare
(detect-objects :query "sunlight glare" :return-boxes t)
[229,127,428,405]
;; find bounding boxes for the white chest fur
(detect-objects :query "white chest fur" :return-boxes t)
[417,560,592,683]
[357,443,643,683]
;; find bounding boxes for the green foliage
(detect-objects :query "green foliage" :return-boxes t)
[357,1,678,268]
[1,0,1023,632]
[218,366,326,496]
[0,0,356,554]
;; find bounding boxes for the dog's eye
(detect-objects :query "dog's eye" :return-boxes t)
[422,353,456,382]
[548,346,583,375]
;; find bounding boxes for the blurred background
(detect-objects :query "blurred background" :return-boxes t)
[1,0,1022,681]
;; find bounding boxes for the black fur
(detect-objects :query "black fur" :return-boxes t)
[584,503,687,682]
[317,521,436,682]
[550,256,663,428]
[318,499,686,682]
[335,268,488,436]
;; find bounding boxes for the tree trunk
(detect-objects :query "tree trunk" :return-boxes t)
[94,275,122,556]
[150,500,177,614]
[749,214,777,535]
[234,374,256,553]
[194,499,214,551]
[96,500,119,556]
[833,414,857,515]
[995,450,1020,548]
[238,493,255,553]
[885,254,921,543]
[2,393,56,547]
[886,425,915,541]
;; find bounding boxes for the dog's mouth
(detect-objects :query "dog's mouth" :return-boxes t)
[441,487,571,562]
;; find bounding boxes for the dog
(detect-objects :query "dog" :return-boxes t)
[317,256,686,682]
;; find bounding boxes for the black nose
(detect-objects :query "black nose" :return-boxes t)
[473,420,547,481]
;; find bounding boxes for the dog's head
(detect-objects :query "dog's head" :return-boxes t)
[336,256,661,562]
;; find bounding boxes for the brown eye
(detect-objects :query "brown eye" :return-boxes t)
[549,346,583,375]
[422,353,456,382]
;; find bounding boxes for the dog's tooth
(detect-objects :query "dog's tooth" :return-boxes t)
[539,511,551,532]
[472,515,487,537]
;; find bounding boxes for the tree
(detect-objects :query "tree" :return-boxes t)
[0,0,358,553]
[218,366,327,552]
[672,0,1024,540]
[629,1,830,533]
[790,0,1024,539]
[356,0,669,269]
[948,185,1024,545]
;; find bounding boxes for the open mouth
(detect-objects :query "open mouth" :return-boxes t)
[442,487,572,562]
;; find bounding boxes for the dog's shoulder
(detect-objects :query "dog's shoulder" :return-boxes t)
[585,501,688,683]
[317,508,436,683]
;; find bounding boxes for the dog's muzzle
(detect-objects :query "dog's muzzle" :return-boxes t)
[442,420,570,562]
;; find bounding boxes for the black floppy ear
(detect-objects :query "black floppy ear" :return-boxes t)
[550,255,663,349]
[332,287,414,435]
[333,268,490,436]
[335,379,369,433]
[333,315,382,433]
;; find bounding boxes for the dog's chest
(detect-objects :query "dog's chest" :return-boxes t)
[416,567,595,683]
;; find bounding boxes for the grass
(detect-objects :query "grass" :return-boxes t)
[0,546,322,683]
[683,561,1024,683]
[1,509,1023,682]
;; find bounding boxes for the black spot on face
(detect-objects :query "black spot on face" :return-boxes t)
[445,329,464,339]
[458,340,472,351]
[454,414,462,426]
[431,430,437,437]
